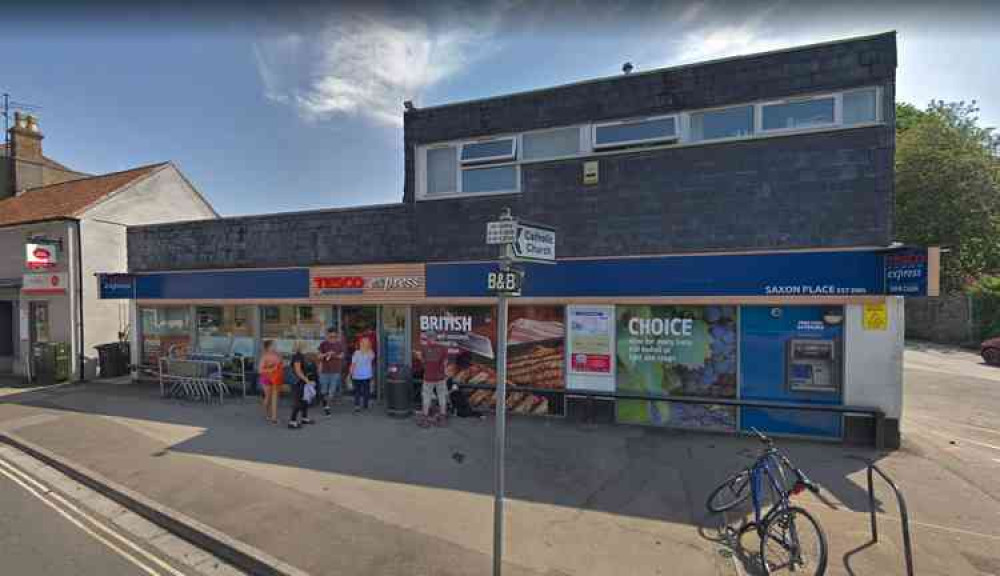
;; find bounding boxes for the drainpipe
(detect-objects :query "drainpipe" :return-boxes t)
[75,220,85,381]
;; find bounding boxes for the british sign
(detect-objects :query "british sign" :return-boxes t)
[25,243,58,270]
[512,223,556,262]
[22,272,67,295]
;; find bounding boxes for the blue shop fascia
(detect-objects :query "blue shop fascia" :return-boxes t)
[101,244,935,448]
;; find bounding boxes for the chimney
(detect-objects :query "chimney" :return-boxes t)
[10,111,44,163]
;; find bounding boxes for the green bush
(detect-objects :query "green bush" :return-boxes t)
[969,276,1000,340]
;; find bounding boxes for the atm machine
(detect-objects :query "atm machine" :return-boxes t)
[786,339,840,394]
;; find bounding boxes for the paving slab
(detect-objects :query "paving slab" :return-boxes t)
[1,376,998,575]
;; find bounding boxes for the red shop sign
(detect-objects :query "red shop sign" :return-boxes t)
[313,276,366,290]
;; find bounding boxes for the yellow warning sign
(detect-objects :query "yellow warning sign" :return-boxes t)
[863,301,888,331]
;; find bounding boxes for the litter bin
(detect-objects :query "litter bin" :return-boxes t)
[96,342,131,378]
[32,342,70,385]
[385,364,412,418]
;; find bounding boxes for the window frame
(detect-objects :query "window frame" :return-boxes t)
[687,103,756,144]
[460,137,518,165]
[520,125,586,163]
[459,162,521,196]
[757,93,840,135]
[591,114,679,150]
[841,86,880,126]
[423,144,459,197]
[416,86,883,200]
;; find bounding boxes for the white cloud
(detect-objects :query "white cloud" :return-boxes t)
[254,10,503,126]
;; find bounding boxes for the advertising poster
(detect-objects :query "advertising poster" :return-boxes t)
[413,305,566,416]
[569,306,612,374]
[616,305,737,430]
[414,304,497,398]
[504,306,565,415]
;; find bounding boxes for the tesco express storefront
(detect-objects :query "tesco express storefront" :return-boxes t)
[107,246,936,448]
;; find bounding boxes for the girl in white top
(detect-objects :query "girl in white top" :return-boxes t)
[350,337,375,412]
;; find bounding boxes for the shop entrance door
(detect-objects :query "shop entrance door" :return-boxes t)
[342,306,379,397]
[0,301,14,374]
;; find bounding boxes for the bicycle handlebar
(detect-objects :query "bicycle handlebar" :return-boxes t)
[750,427,773,446]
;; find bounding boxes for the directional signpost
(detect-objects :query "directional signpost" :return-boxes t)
[512,222,556,262]
[484,209,555,576]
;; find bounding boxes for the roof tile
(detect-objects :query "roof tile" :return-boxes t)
[0,163,166,227]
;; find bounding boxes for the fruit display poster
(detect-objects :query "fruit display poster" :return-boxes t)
[615,305,738,430]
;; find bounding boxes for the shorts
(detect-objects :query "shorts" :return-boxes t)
[318,372,342,397]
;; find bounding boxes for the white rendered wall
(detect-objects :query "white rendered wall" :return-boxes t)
[843,297,904,419]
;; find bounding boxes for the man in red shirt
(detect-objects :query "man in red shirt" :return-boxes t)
[317,328,345,415]
[419,334,450,426]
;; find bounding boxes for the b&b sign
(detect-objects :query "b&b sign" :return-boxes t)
[487,268,522,295]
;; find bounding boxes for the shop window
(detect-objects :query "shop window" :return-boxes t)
[261,305,335,358]
[522,127,581,161]
[196,306,255,357]
[843,88,877,125]
[690,105,754,141]
[426,146,458,196]
[593,116,677,149]
[761,97,836,131]
[29,302,50,343]
[139,306,191,366]
[461,165,518,194]
[461,137,517,165]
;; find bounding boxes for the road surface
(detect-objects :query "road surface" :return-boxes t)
[0,458,191,576]
[903,342,1000,503]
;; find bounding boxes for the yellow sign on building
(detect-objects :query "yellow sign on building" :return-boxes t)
[863,301,888,331]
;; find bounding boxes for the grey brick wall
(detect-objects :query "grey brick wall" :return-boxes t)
[128,204,416,271]
[403,32,896,202]
[128,32,897,272]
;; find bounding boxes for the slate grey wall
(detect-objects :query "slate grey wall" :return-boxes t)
[128,204,417,271]
[128,32,897,272]
[403,32,896,202]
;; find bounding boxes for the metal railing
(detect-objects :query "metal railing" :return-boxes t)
[865,460,915,576]
[158,358,226,403]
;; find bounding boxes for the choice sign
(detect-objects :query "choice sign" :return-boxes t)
[25,243,58,270]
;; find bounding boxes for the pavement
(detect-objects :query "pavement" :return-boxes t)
[0,346,995,575]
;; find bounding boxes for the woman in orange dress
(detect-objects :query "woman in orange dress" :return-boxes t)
[259,340,284,424]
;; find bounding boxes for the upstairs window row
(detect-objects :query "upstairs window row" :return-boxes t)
[420,87,880,198]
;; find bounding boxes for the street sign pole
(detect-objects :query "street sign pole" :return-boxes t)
[492,209,512,576]
[486,207,554,576]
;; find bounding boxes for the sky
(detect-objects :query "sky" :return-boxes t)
[1,0,997,217]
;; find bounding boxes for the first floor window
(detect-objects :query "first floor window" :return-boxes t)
[426,146,457,195]
[843,88,877,125]
[762,97,835,131]
[690,105,754,141]
[462,165,518,194]
[594,116,677,148]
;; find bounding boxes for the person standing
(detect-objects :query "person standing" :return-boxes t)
[288,341,315,429]
[350,337,375,413]
[258,340,283,424]
[317,328,345,415]
[419,334,450,427]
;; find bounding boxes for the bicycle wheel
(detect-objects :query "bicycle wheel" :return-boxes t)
[706,469,751,513]
[759,506,827,576]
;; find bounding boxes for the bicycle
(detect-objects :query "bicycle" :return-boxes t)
[706,428,828,575]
